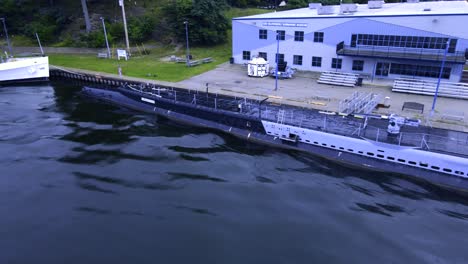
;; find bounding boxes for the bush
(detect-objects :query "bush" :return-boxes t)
[109,22,125,42]
[128,15,156,43]
[53,34,77,47]
[23,21,57,44]
[81,31,113,48]
[21,7,68,45]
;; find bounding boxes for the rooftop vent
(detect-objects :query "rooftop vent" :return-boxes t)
[309,3,322,9]
[423,8,431,11]
[368,1,384,9]
[340,3,358,14]
[407,0,420,3]
[317,5,335,15]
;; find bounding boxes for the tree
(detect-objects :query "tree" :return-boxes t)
[285,0,308,9]
[80,0,91,33]
[190,0,229,44]
[128,15,156,43]
[163,0,229,46]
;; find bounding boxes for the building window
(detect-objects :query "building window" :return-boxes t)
[259,29,267,40]
[314,32,324,43]
[390,63,451,79]
[331,58,342,69]
[243,51,251,60]
[352,34,457,52]
[294,31,304,42]
[312,56,322,67]
[275,53,284,64]
[276,30,285,41]
[293,55,303,65]
[352,60,364,71]
[258,52,267,61]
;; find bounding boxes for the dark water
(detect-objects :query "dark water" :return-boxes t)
[1,82,468,264]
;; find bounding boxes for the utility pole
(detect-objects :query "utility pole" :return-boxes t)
[119,0,130,54]
[431,39,450,115]
[81,0,91,33]
[184,21,190,67]
[35,33,44,55]
[0,18,12,57]
[100,17,111,58]
[275,31,280,91]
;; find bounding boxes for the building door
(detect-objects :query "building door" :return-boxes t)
[375,62,390,77]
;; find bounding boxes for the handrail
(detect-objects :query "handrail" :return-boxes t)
[336,44,466,63]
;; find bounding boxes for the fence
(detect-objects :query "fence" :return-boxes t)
[263,105,468,156]
[336,42,467,63]
[357,124,468,156]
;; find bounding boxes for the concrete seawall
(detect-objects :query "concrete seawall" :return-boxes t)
[50,63,468,133]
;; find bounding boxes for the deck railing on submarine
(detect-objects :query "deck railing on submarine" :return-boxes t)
[133,85,468,157]
[264,105,468,157]
[357,125,468,157]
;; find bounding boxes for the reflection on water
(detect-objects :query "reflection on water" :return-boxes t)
[1,81,468,264]
[74,171,181,192]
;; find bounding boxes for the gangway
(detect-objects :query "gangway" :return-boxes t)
[339,91,381,114]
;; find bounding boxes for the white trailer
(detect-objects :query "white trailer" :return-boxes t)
[247,57,269,77]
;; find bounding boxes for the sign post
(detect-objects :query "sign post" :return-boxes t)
[117,49,128,60]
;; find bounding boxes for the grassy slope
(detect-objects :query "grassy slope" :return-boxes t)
[50,44,233,82]
[49,8,271,82]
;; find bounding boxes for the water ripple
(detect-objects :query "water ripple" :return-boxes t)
[255,176,276,184]
[60,148,171,164]
[168,145,230,154]
[76,206,111,215]
[436,209,468,221]
[168,172,227,183]
[179,153,210,162]
[343,182,375,197]
[174,205,218,216]
[74,172,180,191]
[78,182,118,195]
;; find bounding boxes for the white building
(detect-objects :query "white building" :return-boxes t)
[232,1,468,82]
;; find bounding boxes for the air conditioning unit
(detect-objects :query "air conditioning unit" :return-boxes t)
[340,3,358,14]
[309,3,322,9]
[317,5,335,15]
[368,1,384,9]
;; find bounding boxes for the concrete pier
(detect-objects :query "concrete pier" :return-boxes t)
[49,63,468,132]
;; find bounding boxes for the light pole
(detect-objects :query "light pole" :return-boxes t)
[275,31,280,91]
[431,39,450,114]
[184,21,190,67]
[119,0,130,54]
[35,33,44,55]
[100,17,111,58]
[0,18,12,57]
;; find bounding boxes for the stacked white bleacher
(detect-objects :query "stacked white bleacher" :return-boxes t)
[392,78,468,100]
[317,71,359,87]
